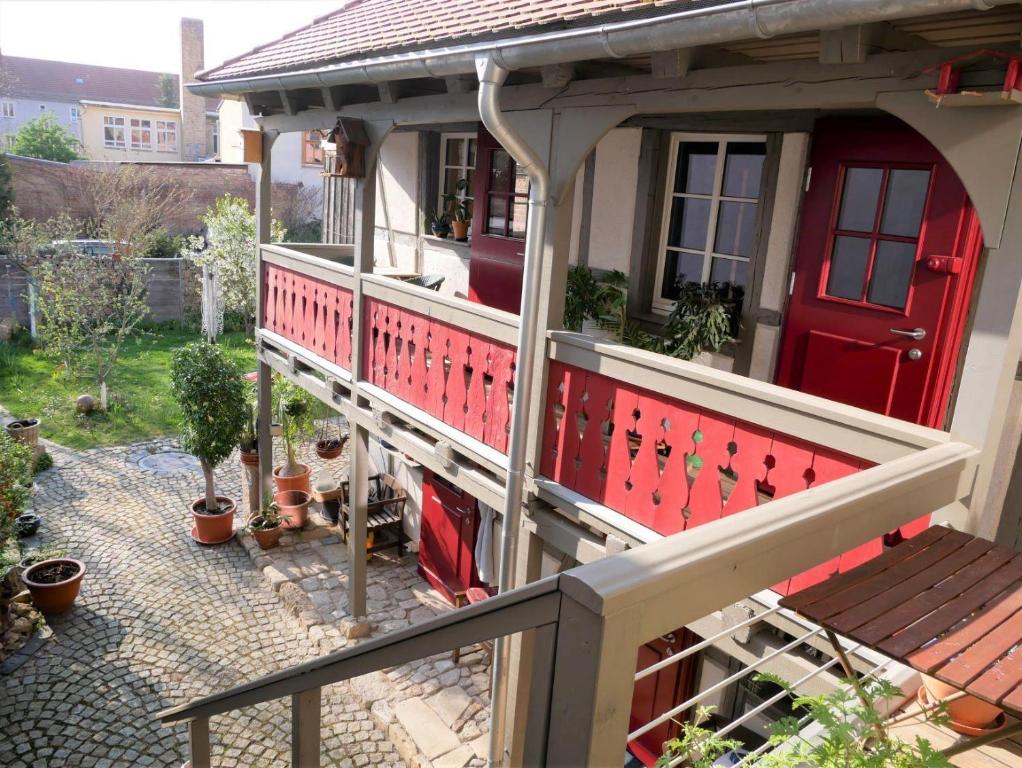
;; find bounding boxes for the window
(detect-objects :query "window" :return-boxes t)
[70,106,80,123]
[439,132,476,214]
[211,121,219,156]
[3,135,15,150]
[483,146,529,239]
[1,101,14,119]
[38,104,45,112]
[302,130,325,166]
[822,165,931,311]
[129,118,153,150]
[103,116,126,148]
[156,120,177,152]
[653,133,767,312]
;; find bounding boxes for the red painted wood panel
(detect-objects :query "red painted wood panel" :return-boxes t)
[261,262,353,371]
[539,362,925,596]
[362,297,517,454]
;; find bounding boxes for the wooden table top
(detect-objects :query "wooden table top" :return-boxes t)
[779,525,1022,715]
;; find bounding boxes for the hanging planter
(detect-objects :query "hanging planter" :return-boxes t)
[316,415,348,460]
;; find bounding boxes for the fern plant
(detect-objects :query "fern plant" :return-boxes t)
[655,281,740,361]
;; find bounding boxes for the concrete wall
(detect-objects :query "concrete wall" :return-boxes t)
[0,97,82,149]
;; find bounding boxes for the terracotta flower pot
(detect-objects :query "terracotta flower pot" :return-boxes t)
[451,220,469,241]
[249,517,284,549]
[273,463,311,494]
[190,496,236,544]
[921,675,1004,734]
[239,450,259,467]
[316,439,345,460]
[274,490,311,530]
[22,558,85,614]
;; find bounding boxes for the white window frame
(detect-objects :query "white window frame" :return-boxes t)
[156,120,177,153]
[103,115,126,149]
[652,132,767,314]
[70,106,80,123]
[438,131,476,212]
[1,101,15,119]
[130,118,153,151]
[211,121,219,156]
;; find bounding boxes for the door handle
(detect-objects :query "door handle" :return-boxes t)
[890,327,926,341]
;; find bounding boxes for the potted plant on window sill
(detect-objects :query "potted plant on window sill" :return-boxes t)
[444,179,472,241]
[171,342,248,545]
[427,211,451,239]
[272,379,315,494]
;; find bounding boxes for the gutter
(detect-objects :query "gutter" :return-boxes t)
[475,53,550,767]
[186,0,1016,98]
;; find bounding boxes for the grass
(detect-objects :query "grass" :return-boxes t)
[0,326,256,450]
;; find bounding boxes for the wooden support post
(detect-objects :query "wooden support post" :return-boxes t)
[255,131,277,508]
[291,687,321,768]
[651,48,696,79]
[348,424,370,618]
[188,718,211,768]
[507,528,547,765]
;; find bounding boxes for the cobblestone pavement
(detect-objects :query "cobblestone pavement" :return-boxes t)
[0,438,405,768]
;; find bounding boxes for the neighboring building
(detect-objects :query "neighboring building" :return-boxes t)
[0,19,217,161]
[178,2,1022,766]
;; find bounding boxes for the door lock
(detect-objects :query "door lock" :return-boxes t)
[890,327,926,341]
[908,348,923,361]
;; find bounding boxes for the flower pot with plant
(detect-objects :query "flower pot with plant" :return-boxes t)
[247,498,285,550]
[315,410,348,460]
[272,379,315,494]
[427,210,451,239]
[238,397,259,468]
[171,342,248,545]
[22,558,85,614]
[444,179,472,241]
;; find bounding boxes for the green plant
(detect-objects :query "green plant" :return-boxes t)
[18,546,67,568]
[563,265,602,332]
[443,178,472,222]
[0,153,12,221]
[142,229,185,259]
[0,430,32,520]
[157,73,179,108]
[238,384,257,454]
[32,452,53,474]
[653,282,740,361]
[248,498,283,532]
[657,706,743,768]
[426,210,449,231]
[10,114,81,163]
[170,342,248,512]
[273,377,316,478]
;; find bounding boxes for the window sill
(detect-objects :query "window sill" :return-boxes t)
[421,234,472,255]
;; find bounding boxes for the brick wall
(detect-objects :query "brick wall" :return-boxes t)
[5,154,301,234]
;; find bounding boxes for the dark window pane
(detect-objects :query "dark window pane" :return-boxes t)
[445,138,465,166]
[467,139,477,167]
[486,195,507,236]
[514,165,529,194]
[867,240,917,308]
[489,149,510,193]
[880,169,930,237]
[722,143,766,198]
[661,251,705,300]
[510,201,528,239]
[710,257,749,288]
[443,168,463,196]
[674,142,719,195]
[838,167,883,232]
[667,197,711,250]
[714,201,758,258]
[826,236,871,300]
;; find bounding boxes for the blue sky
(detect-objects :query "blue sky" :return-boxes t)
[0,1,343,75]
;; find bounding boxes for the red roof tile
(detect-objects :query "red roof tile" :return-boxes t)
[199,0,692,82]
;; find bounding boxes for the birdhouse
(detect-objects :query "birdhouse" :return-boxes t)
[323,118,368,178]
[925,49,1022,107]
[239,128,263,163]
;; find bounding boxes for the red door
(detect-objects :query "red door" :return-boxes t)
[417,470,484,605]
[627,628,701,766]
[776,119,981,428]
[468,127,529,313]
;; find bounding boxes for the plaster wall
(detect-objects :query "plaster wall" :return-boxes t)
[374,131,420,274]
[586,128,643,273]
[79,103,183,162]
[0,98,82,146]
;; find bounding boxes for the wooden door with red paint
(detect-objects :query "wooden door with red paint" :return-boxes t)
[417,470,483,605]
[468,127,529,313]
[627,628,701,767]
[776,119,981,428]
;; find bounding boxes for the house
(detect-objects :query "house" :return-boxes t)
[172,1,1022,765]
[0,19,217,161]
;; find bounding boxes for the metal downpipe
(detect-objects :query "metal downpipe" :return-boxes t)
[476,53,550,768]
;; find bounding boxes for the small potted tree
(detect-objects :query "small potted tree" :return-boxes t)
[427,210,451,239]
[246,498,284,550]
[272,379,315,494]
[171,342,248,544]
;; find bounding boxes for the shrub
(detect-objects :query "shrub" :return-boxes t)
[273,377,315,477]
[10,114,81,163]
[170,342,248,511]
[0,430,32,521]
[142,229,185,259]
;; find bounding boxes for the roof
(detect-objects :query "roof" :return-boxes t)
[0,55,218,111]
[198,0,693,82]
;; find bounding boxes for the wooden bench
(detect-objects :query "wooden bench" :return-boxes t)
[336,473,409,558]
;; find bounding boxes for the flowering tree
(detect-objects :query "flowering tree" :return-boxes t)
[185,195,286,333]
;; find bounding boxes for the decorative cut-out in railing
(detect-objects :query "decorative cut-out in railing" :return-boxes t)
[540,361,929,595]
[363,298,516,454]
[261,263,354,371]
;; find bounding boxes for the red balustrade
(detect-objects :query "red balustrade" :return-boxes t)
[261,262,354,371]
[540,361,928,595]
[363,298,516,454]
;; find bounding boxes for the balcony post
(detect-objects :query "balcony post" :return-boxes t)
[187,717,211,768]
[291,687,321,768]
[255,130,278,506]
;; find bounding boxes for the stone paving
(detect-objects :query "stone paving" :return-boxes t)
[0,436,404,768]
[236,442,493,768]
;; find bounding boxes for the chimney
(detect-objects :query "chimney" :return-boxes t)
[179,18,207,161]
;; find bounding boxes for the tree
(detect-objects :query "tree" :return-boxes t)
[185,195,286,333]
[0,154,13,221]
[171,342,248,512]
[11,114,81,163]
[158,73,179,108]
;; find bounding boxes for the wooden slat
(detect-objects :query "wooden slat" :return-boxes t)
[908,587,1022,673]
[968,635,1022,705]
[828,538,994,634]
[880,556,1022,658]
[779,525,951,612]
[853,546,1018,646]
[937,604,1022,689]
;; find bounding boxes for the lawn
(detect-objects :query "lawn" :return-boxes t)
[0,327,256,450]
